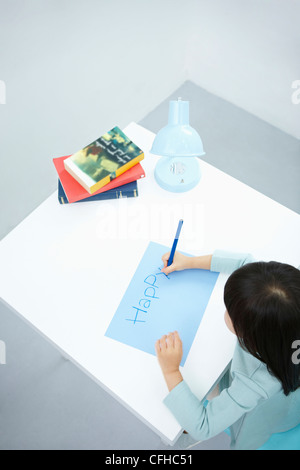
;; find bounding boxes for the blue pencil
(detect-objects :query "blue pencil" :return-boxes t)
[167,219,184,267]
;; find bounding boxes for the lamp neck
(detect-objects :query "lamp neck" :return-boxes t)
[168,100,189,125]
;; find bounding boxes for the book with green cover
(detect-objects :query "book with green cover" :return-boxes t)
[64,126,144,194]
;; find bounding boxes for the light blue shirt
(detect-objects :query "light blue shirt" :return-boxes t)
[164,250,300,450]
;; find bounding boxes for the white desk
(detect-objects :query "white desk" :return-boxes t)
[1,122,300,445]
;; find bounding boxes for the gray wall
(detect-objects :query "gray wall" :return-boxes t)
[186,0,300,139]
[0,0,189,239]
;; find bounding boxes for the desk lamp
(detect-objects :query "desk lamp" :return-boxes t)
[150,98,205,192]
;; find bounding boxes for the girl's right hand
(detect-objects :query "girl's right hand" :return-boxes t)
[161,251,193,275]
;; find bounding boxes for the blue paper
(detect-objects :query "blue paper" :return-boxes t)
[105,241,219,365]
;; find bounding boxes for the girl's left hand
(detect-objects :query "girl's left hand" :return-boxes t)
[155,331,184,391]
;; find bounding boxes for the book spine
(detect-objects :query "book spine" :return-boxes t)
[76,187,138,203]
[116,188,138,199]
[59,195,67,204]
[114,152,144,179]
[58,182,68,204]
[58,179,138,204]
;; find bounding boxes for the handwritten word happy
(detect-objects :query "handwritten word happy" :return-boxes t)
[126,271,168,324]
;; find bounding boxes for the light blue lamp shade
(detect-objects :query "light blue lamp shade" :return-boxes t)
[150,99,205,192]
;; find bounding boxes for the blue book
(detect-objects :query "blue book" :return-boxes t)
[58,179,138,204]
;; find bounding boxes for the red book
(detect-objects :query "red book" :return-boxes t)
[53,155,145,203]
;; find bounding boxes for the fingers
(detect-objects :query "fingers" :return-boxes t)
[167,332,174,347]
[173,330,182,347]
[155,335,166,355]
[156,331,181,351]
[161,252,170,266]
[155,331,183,377]
[161,252,171,272]
[157,334,169,350]
[161,253,176,274]
[161,265,175,275]
[160,251,179,275]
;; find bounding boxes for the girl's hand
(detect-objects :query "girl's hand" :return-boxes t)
[155,331,184,391]
[161,251,193,275]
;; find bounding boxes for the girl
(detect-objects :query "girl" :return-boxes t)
[155,250,300,450]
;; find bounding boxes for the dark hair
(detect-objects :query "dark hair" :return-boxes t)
[224,261,300,396]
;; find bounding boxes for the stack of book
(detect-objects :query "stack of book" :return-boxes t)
[53,126,145,204]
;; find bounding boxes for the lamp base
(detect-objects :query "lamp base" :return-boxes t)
[154,157,201,193]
